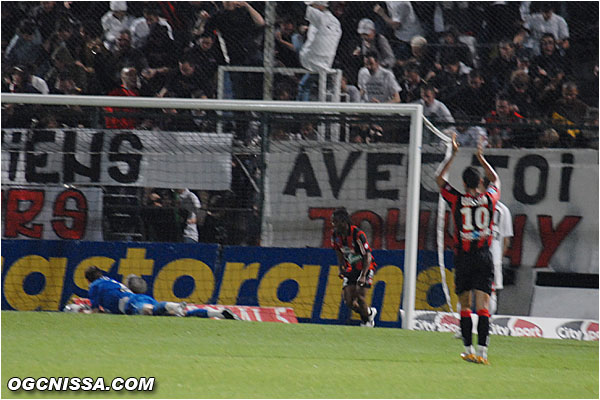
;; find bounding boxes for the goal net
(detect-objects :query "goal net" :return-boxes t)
[1,93,454,328]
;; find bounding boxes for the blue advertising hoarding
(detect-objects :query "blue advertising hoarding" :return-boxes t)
[1,240,454,327]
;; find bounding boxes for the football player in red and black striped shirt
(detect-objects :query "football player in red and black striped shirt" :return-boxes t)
[436,134,500,365]
[331,208,378,327]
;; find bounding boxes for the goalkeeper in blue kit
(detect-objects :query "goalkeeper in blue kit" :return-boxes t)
[84,266,239,319]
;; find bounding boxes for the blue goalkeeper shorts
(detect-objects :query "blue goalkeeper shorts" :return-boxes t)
[125,294,158,315]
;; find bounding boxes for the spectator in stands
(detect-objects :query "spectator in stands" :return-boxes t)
[130,6,174,50]
[482,2,522,44]
[9,64,49,95]
[297,1,342,101]
[203,1,265,100]
[291,19,308,54]
[2,2,30,47]
[174,188,202,243]
[404,36,436,81]
[399,62,425,103]
[507,70,538,118]
[146,191,163,208]
[347,123,380,143]
[44,19,84,70]
[531,34,570,100]
[329,1,364,81]
[532,34,571,79]
[109,30,150,90]
[190,3,219,39]
[537,127,561,148]
[137,6,175,69]
[434,2,478,38]
[30,1,68,42]
[550,81,590,147]
[105,67,140,129]
[454,120,488,148]
[511,26,530,57]
[51,70,90,128]
[76,21,112,95]
[521,2,569,55]
[484,94,529,148]
[415,84,454,144]
[514,48,533,75]
[373,2,423,62]
[358,51,401,104]
[431,54,470,105]
[275,17,300,68]
[533,34,571,111]
[184,32,225,98]
[437,26,474,68]
[417,84,455,124]
[36,111,60,129]
[340,74,361,103]
[447,69,492,121]
[4,19,45,70]
[101,1,134,51]
[45,45,87,93]
[354,18,395,69]
[293,122,319,141]
[158,56,211,99]
[7,65,43,94]
[156,2,196,58]
[486,40,517,94]
[50,69,80,95]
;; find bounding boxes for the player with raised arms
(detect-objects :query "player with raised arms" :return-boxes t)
[331,208,377,327]
[436,135,500,365]
[84,266,239,319]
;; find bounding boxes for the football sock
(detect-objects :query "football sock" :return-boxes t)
[477,345,488,359]
[477,309,490,348]
[186,308,223,318]
[152,302,167,316]
[207,309,224,318]
[460,309,473,347]
[186,308,209,318]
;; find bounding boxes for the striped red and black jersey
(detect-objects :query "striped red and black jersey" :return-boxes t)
[331,225,376,272]
[441,182,500,253]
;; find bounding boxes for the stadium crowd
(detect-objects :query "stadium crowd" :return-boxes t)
[2,1,598,148]
[1,1,598,244]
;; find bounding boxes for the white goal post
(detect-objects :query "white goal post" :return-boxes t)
[2,93,425,329]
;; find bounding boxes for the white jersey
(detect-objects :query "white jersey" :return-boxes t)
[178,188,201,242]
[299,6,342,72]
[520,2,569,54]
[130,16,174,49]
[101,11,135,50]
[416,99,455,123]
[357,66,401,103]
[386,1,424,42]
[490,201,513,290]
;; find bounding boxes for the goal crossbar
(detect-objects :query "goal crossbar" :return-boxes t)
[2,93,421,116]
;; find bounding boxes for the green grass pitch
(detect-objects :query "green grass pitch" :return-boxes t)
[1,311,598,398]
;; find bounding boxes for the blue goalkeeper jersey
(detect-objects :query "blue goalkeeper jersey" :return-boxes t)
[87,277,133,314]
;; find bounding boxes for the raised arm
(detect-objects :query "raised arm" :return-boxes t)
[241,2,265,27]
[374,4,401,30]
[476,136,500,191]
[436,132,459,188]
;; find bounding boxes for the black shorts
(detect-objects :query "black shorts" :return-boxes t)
[454,247,494,295]
[342,268,374,289]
